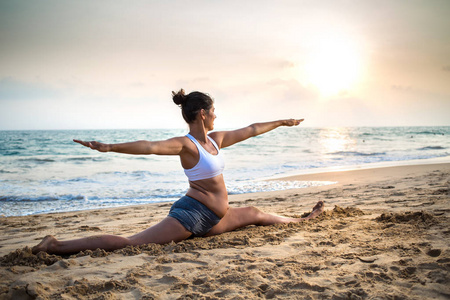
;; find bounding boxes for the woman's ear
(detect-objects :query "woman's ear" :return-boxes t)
[200,109,206,120]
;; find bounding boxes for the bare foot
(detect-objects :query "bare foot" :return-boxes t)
[303,201,325,220]
[32,235,57,254]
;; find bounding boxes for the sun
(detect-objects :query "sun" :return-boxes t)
[304,33,363,96]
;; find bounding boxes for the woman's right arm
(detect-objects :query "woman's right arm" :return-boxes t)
[73,137,186,155]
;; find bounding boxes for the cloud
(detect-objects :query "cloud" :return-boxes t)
[175,77,211,89]
[272,60,296,69]
[0,77,61,101]
[391,84,414,92]
[266,78,319,102]
[313,96,380,127]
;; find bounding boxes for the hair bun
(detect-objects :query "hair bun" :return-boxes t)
[172,89,186,105]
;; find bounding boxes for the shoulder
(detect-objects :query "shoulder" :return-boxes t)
[173,135,195,148]
[208,132,225,148]
[176,135,197,152]
[154,135,194,150]
[161,135,190,144]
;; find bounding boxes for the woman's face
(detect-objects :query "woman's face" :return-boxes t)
[204,105,216,130]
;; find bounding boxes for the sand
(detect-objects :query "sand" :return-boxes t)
[0,163,449,299]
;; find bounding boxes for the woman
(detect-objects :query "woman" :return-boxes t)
[32,89,324,255]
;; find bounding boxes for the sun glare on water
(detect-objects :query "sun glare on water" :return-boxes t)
[319,127,356,154]
[304,32,364,97]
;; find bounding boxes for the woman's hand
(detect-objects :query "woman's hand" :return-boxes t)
[73,139,110,152]
[283,118,304,126]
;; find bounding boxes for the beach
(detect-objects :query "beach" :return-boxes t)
[0,163,449,299]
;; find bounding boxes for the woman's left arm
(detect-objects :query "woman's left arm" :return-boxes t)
[210,119,304,148]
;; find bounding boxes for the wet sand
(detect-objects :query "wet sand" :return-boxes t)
[1,163,449,299]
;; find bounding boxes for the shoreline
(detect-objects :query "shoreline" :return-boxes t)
[2,157,449,218]
[1,161,449,298]
[262,155,450,180]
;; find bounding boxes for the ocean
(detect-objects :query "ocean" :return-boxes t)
[1,126,449,216]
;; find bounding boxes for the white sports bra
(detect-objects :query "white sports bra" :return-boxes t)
[184,134,225,181]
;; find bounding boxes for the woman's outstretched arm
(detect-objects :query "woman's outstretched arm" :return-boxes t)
[210,119,304,149]
[73,137,186,155]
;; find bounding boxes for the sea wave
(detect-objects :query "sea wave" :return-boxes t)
[417,146,446,150]
[1,151,22,156]
[64,156,111,162]
[0,192,182,203]
[408,130,446,136]
[227,180,336,195]
[18,158,56,163]
[96,170,167,178]
[0,194,85,202]
[329,151,387,157]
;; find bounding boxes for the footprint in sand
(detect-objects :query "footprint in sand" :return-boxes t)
[78,225,101,231]
[426,249,441,257]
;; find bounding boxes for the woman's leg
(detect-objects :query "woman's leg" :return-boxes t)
[32,217,192,255]
[206,201,324,236]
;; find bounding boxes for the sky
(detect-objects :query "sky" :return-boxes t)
[0,0,449,130]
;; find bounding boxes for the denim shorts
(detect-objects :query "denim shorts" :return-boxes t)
[168,196,221,237]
